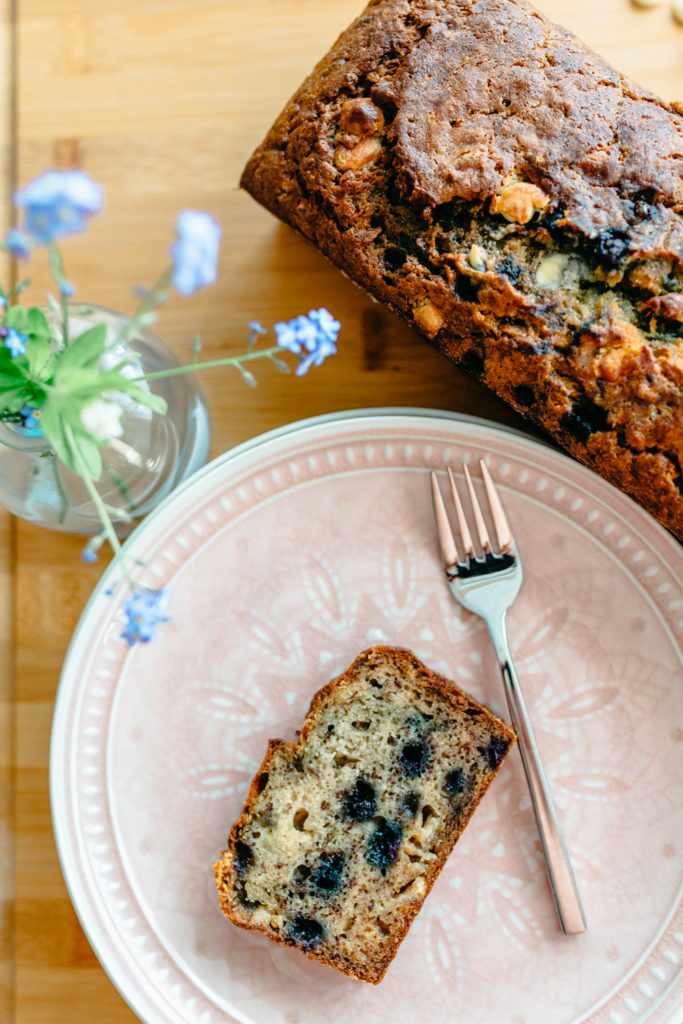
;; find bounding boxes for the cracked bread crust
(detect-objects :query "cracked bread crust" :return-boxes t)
[213,646,515,984]
[241,0,683,541]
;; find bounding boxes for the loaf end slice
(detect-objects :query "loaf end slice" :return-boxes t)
[213,646,515,983]
[240,0,683,541]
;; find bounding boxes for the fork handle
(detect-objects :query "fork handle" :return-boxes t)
[487,614,587,935]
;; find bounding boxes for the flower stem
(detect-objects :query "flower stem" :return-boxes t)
[103,463,137,515]
[50,455,71,525]
[47,243,70,345]
[134,346,285,381]
[114,265,174,345]
[63,422,134,589]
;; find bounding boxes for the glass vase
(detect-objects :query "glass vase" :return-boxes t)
[0,304,211,533]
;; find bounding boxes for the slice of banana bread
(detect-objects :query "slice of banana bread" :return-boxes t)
[213,646,515,983]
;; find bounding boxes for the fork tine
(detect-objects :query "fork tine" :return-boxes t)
[447,466,474,561]
[480,459,513,554]
[463,463,491,556]
[430,472,460,568]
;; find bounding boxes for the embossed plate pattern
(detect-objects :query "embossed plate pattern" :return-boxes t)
[50,409,683,1024]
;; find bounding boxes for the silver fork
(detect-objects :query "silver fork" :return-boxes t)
[430,460,586,935]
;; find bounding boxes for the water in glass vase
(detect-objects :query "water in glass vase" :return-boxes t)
[0,304,210,532]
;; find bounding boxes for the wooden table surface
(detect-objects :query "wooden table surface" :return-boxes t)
[0,1,681,1020]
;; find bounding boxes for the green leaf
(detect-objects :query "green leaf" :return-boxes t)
[24,308,55,378]
[53,322,107,373]
[0,355,29,387]
[71,367,168,415]
[115,381,167,415]
[0,387,30,414]
[41,388,109,481]
[4,305,28,332]
[0,346,24,373]
[53,364,101,395]
[38,399,77,473]
[26,335,54,378]
[69,431,103,480]
[39,401,101,480]
[26,307,51,339]
[22,381,47,407]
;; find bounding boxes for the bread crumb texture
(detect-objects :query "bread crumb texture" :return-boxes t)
[213,646,514,983]
[241,0,683,541]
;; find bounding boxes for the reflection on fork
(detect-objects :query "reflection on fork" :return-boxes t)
[430,459,587,935]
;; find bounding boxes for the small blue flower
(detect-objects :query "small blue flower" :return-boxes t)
[274,314,321,354]
[4,327,28,357]
[19,406,41,430]
[273,318,303,353]
[274,308,340,375]
[248,320,266,335]
[307,308,341,345]
[60,280,76,297]
[121,587,172,646]
[14,169,103,244]
[170,210,222,296]
[81,532,105,563]
[3,228,34,259]
[295,341,337,376]
[293,315,321,351]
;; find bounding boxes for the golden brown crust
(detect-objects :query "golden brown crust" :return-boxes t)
[241,0,683,542]
[213,646,515,983]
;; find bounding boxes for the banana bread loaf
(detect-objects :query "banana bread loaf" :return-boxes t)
[241,0,683,541]
[213,646,515,983]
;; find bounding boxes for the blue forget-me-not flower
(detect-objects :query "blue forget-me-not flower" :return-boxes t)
[3,228,34,260]
[19,406,41,430]
[170,210,222,296]
[274,308,341,375]
[121,588,172,646]
[1,326,28,357]
[14,169,104,243]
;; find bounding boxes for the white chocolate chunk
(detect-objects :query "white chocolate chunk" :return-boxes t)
[535,253,568,288]
[468,244,487,272]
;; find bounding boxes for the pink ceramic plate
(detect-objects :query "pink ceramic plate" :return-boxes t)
[50,409,683,1024]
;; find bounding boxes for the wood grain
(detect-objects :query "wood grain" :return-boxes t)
[5,1,683,1021]
[0,0,15,1019]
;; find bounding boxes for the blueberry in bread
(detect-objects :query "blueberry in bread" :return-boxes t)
[213,646,515,983]
[241,0,683,541]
